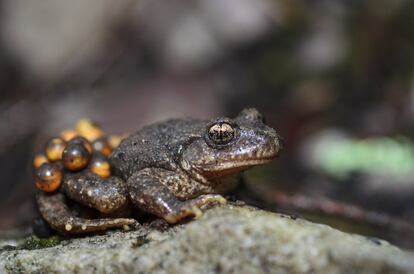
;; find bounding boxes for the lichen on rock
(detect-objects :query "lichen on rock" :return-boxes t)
[1,205,414,274]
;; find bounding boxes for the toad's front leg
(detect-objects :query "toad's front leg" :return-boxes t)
[127,168,227,223]
[36,192,136,234]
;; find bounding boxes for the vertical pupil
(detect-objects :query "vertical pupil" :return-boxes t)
[209,123,234,144]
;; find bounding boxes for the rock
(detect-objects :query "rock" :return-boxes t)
[1,204,414,274]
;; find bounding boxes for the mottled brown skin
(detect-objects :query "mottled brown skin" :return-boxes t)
[36,108,282,234]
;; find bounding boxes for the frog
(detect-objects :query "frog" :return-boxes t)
[36,108,282,234]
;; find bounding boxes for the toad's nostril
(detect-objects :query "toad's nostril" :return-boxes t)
[259,137,282,158]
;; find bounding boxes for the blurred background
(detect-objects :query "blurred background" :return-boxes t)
[1,0,414,248]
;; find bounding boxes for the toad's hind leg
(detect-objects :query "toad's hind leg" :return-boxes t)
[127,168,227,224]
[36,192,136,234]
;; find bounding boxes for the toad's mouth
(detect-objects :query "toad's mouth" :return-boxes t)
[195,156,276,176]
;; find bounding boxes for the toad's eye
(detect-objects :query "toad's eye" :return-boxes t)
[208,122,235,145]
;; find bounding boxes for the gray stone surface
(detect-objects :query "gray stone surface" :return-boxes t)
[1,204,414,274]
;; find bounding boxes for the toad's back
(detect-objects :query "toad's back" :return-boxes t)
[110,119,206,180]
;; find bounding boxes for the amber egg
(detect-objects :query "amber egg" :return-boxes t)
[33,154,49,168]
[60,129,77,142]
[62,143,91,171]
[75,118,104,142]
[35,163,63,192]
[45,137,66,161]
[69,136,93,154]
[108,134,127,149]
[89,153,111,178]
[92,137,112,156]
